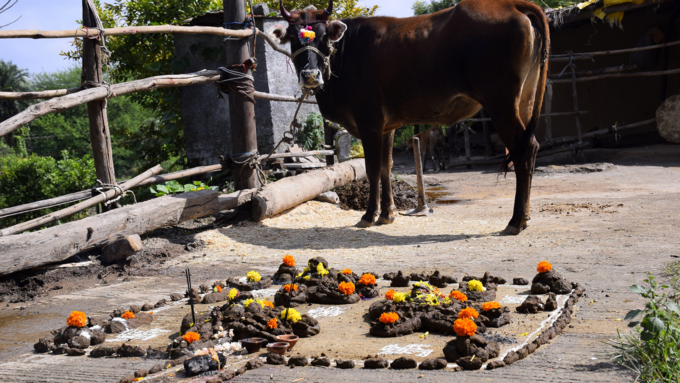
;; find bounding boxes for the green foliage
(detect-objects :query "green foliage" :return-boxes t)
[150,180,218,197]
[0,152,97,228]
[610,273,680,382]
[265,0,378,18]
[412,0,577,15]
[394,125,415,147]
[298,112,324,151]
[0,59,30,122]
[665,260,680,297]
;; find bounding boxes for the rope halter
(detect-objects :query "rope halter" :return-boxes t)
[290,39,336,80]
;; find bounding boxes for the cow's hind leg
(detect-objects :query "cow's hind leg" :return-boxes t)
[378,131,397,225]
[356,128,383,228]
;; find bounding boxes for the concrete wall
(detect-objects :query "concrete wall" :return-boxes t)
[175,16,319,167]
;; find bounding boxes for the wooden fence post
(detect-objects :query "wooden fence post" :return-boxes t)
[463,122,472,169]
[544,79,554,144]
[480,110,493,157]
[224,0,258,190]
[82,0,116,204]
[324,120,335,165]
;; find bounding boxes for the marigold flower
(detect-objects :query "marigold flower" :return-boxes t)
[66,311,87,328]
[243,298,255,308]
[537,261,552,273]
[214,285,222,293]
[453,318,477,337]
[280,308,302,323]
[284,284,299,292]
[379,312,399,324]
[183,332,200,343]
[449,290,468,302]
[468,280,484,292]
[228,288,239,300]
[358,274,376,286]
[246,271,261,282]
[385,290,397,300]
[262,300,275,309]
[341,269,352,275]
[338,281,355,296]
[458,307,479,320]
[267,318,278,329]
[316,262,329,276]
[481,301,501,311]
[121,310,135,320]
[283,255,295,267]
[393,292,408,303]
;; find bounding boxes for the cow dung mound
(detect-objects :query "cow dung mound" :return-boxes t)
[334,180,427,211]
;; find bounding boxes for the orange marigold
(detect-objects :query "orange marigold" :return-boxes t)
[66,311,87,328]
[284,284,299,292]
[537,261,552,273]
[216,285,223,293]
[385,290,397,300]
[283,255,295,267]
[262,300,275,309]
[341,269,352,275]
[453,318,477,337]
[379,312,399,324]
[449,290,468,302]
[183,332,200,343]
[458,307,479,320]
[267,318,278,329]
[121,311,135,320]
[338,281,355,296]
[358,273,376,286]
[481,301,501,311]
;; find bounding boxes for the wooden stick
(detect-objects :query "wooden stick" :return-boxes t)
[463,122,472,169]
[544,80,553,141]
[257,30,292,59]
[548,64,637,79]
[0,165,162,236]
[551,67,680,84]
[539,118,656,148]
[464,111,587,123]
[448,142,591,168]
[570,61,584,142]
[258,150,334,162]
[0,25,255,39]
[550,39,680,62]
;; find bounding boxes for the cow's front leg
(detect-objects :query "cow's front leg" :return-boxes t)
[357,131,383,228]
[378,130,396,225]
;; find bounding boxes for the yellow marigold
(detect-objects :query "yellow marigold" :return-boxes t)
[453,318,477,337]
[283,255,295,267]
[537,261,552,273]
[341,269,353,275]
[284,284,298,292]
[267,318,278,329]
[316,262,329,276]
[385,290,397,300]
[280,308,302,323]
[66,311,87,328]
[358,274,376,286]
[393,292,408,303]
[121,311,135,320]
[338,281,355,296]
[482,301,501,311]
[458,307,479,320]
[468,280,484,292]
[262,300,275,309]
[246,271,261,282]
[243,298,255,308]
[183,332,200,343]
[449,290,468,302]
[228,288,239,300]
[379,312,399,324]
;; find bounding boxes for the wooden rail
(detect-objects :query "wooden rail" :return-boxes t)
[0,25,255,39]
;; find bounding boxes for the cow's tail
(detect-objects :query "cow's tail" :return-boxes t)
[500,4,550,174]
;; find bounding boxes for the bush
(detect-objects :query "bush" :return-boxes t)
[610,273,680,381]
[298,112,325,151]
[0,152,97,228]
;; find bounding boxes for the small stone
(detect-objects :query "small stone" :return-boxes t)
[418,358,447,370]
[148,364,163,374]
[516,295,544,314]
[336,359,355,369]
[119,375,136,383]
[34,338,53,353]
[154,299,167,308]
[141,303,154,312]
[391,357,417,370]
[90,329,106,345]
[513,277,529,285]
[311,357,331,367]
[90,346,116,358]
[288,356,308,367]
[66,348,86,356]
[134,369,148,378]
[267,354,286,365]
[531,283,551,294]
[315,191,340,204]
[67,336,90,349]
[246,358,264,370]
[382,272,395,280]
[363,358,388,369]
[106,320,127,334]
[117,343,146,358]
[486,360,505,370]
[129,305,141,314]
[544,292,558,311]
[170,293,183,301]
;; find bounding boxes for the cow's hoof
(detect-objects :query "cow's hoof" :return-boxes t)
[356,219,373,228]
[377,216,395,225]
[501,225,521,236]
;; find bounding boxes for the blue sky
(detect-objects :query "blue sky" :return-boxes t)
[0,0,415,76]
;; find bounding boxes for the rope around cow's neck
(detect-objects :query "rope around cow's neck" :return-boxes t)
[291,39,336,80]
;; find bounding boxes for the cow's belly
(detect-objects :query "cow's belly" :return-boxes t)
[384,94,482,131]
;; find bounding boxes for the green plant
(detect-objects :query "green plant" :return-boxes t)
[264,0,378,18]
[299,112,325,151]
[150,180,218,197]
[610,273,680,382]
[664,260,680,296]
[394,125,415,147]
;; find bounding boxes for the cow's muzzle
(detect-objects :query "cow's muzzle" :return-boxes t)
[300,69,324,88]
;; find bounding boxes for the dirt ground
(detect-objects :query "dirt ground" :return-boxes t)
[0,144,679,382]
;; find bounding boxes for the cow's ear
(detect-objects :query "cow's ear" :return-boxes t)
[326,20,347,42]
[267,25,290,45]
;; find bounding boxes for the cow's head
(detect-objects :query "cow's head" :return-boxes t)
[267,0,347,88]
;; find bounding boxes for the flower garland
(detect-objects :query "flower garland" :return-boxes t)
[262,299,275,309]
[385,290,397,300]
[121,311,135,320]
[316,262,329,276]
[280,308,302,323]
[392,292,408,303]
[66,311,87,328]
[267,318,278,329]
[453,318,477,337]
[246,271,261,282]
[449,290,468,302]
[537,261,552,273]
[183,332,200,343]
[338,281,355,296]
[458,307,479,320]
[358,274,376,286]
[283,255,295,267]
[379,312,399,324]
[481,301,501,311]
[284,284,299,292]
[468,280,484,292]
[299,26,315,45]
[341,269,352,275]
[228,288,239,301]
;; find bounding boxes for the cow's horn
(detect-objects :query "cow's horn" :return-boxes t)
[322,0,333,18]
[280,0,293,21]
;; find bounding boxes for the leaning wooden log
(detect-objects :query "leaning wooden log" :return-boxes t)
[0,165,162,236]
[463,111,587,123]
[252,159,367,221]
[0,188,256,277]
[259,150,334,162]
[0,70,316,137]
[539,118,656,148]
[0,25,255,39]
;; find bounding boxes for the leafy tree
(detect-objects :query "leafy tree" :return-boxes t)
[265,0,378,19]
[412,0,577,15]
[0,59,30,153]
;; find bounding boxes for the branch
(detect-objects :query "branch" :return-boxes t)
[0,24,255,39]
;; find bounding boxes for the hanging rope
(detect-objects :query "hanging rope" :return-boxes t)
[92,179,136,207]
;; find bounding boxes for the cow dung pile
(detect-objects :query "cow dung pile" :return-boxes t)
[334,179,425,211]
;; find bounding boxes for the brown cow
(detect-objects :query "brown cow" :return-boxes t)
[269,0,549,235]
[406,126,446,172]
